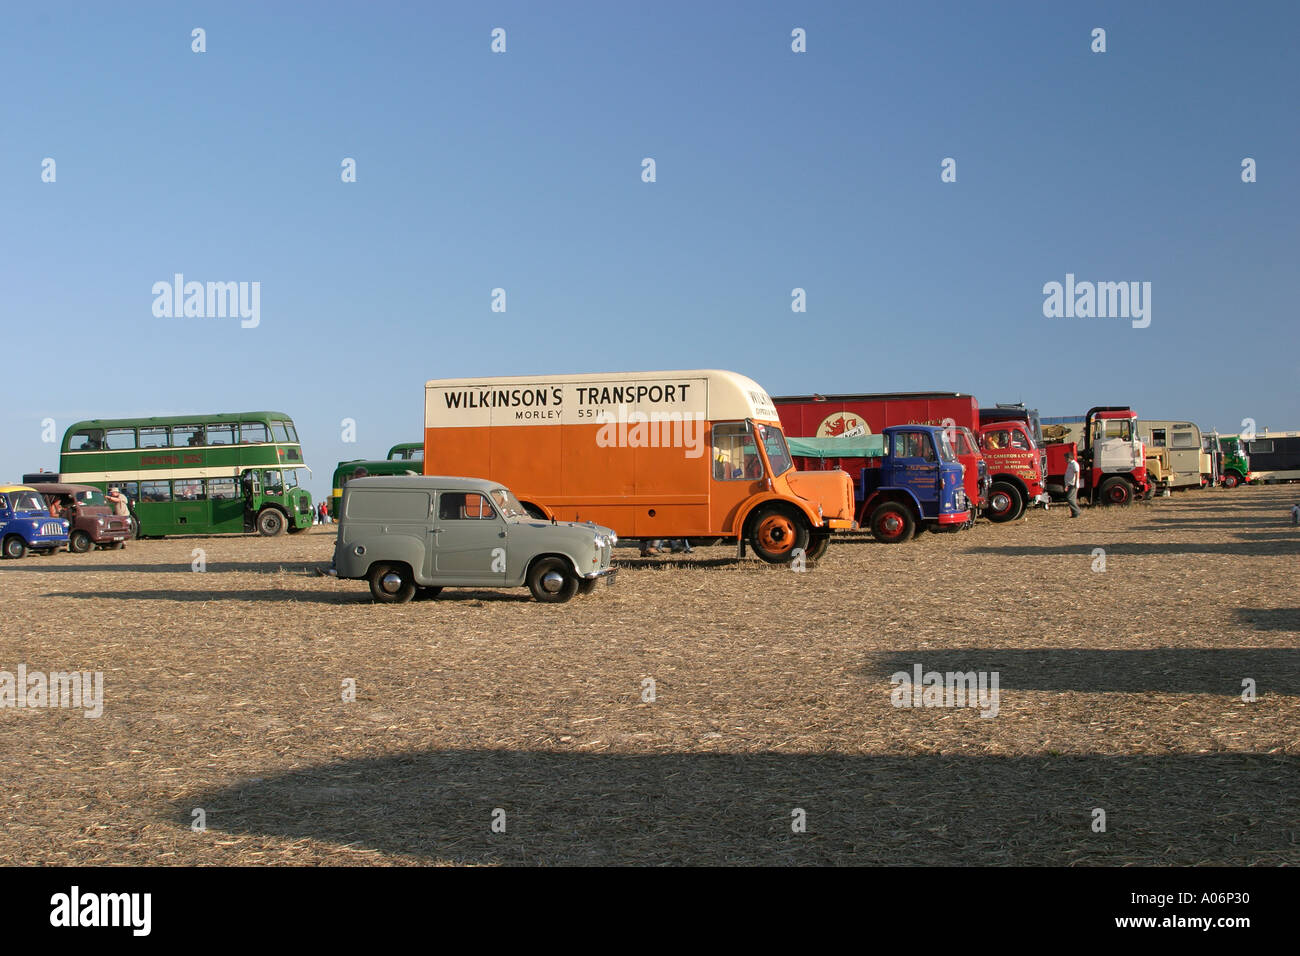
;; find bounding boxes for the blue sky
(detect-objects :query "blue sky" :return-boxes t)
[3,1,1296,502]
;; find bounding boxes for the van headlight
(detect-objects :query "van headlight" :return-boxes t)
[609,532,618,547]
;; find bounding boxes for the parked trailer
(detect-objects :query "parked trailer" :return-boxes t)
[787,425,971,542]
[422,370,856,564]
[774,392,990,523]
[1044,407,1150,505]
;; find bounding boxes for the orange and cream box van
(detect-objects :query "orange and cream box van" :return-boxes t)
[423,370,856,563]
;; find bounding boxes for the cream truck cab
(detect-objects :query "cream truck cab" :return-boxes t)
[423,370,856,564]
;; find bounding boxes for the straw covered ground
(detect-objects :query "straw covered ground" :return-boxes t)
[2,484,1297,866]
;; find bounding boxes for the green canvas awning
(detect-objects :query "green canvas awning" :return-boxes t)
[786,435,884,459]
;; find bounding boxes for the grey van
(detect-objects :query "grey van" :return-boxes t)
[333,476,617,604]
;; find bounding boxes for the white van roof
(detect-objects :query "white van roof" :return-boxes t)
[424,369,780,427]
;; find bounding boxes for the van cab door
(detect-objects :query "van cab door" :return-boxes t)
[430,491,509,584]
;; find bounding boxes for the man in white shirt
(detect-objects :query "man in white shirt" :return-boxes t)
[1063,452,1081,518]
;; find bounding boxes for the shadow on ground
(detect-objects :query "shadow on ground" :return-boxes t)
[1,561,324,575]
[964,540,1299,558]
[866,648,1300,695]
[44,587,537,605]
[178,750,1300,865]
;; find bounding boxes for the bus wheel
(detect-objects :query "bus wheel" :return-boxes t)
[528,557,579,603]
[869,502,915,543]
[1099,477,1133,505]
[3,536,26,559]
[749,507,810,564]
[805,531,831,562]
[129,516,142,539]
[369,563,416,603]
[256,508,287,536]
[1222,472,1240,488]
[69,530,93,554]
[986,482,1024,523]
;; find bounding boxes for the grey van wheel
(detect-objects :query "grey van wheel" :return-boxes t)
[369,563,416,604]
[527,557,578,603]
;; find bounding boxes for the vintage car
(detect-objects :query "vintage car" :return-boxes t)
[0,484,70,558]
[332,476,618,604]
[35,483,131,552]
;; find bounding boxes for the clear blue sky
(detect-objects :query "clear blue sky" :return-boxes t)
[3,1,1296,503]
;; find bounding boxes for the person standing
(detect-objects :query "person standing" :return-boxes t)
[1063,451,1082,518]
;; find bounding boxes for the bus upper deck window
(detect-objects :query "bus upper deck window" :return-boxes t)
[173,425,204,447]
[72,429,105,450]
[240,422,270,444]
[207,424,235,445]
[105,428,136,450]
[139,427,168,449]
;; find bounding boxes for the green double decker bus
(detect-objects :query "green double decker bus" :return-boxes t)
[59,412,314,537]
[329,442,423,519]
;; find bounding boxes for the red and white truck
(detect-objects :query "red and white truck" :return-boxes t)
[775,392,1051,523]
[1043,406,1150,505]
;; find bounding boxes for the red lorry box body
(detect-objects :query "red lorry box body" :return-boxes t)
[775,392,995,518]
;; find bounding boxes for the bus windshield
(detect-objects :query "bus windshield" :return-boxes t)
[757,424,793,476]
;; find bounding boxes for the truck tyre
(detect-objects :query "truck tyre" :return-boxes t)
[748,506,810,564]
[1099,477,1133,505]
[369,563,417,604]
[986,482,1024,523]
[3,536,27,559]
[256,508,287,536]
[528,557,579,603]
[69,530,93,553]
[869,502,915,544]
[805,531,831,562]
[1222,472,1240,488]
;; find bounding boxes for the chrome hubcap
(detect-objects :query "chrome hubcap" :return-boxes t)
[541,571,565,593]
[380,572,403,593]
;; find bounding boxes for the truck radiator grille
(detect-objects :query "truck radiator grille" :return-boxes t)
[41,522,63,536]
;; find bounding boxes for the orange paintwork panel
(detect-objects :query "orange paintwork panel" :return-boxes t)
[426,423,729,537]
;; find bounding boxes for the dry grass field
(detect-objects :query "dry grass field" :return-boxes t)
[2,484,1297,866]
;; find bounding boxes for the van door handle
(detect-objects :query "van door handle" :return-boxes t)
[430,527,442,533]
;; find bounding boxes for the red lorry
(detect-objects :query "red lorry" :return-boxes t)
[977,403,1051,521]
[775,392,1050,523]
[1044,406,1150,505]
